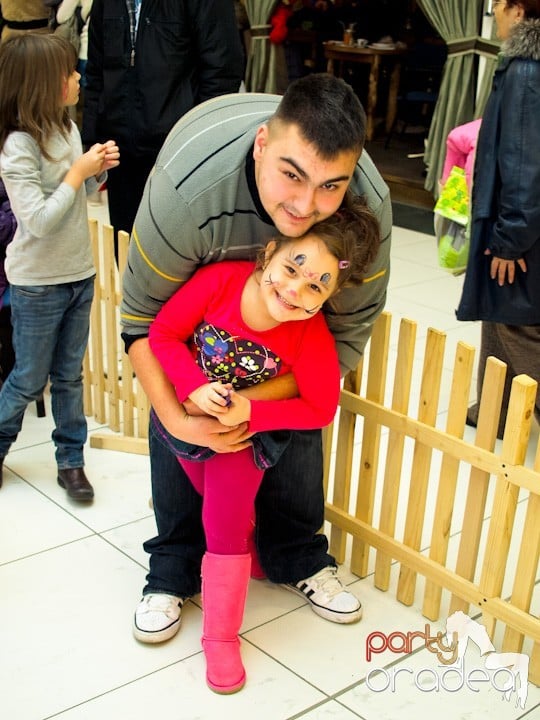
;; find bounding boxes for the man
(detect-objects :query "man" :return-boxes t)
[83,0,243,241]
[121,73,392,643]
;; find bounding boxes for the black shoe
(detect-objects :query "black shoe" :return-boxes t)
[465,414,477,429]
[465,405,478,429]
[0,456,3,489]
[57,467,94,501]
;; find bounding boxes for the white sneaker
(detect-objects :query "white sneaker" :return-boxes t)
[133,593,184,643]
[284,566,363,623]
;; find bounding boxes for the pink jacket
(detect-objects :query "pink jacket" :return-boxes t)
[441,118,482,193]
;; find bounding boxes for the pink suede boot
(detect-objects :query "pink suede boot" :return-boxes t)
[201,552,251,694]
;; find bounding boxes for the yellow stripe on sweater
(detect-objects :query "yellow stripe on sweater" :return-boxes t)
[120,312,153,323]
[132,226,183,283]
[363,268,387,283]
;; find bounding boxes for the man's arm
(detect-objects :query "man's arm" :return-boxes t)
[128,337,253,453]
[121,149,244,448]
[182,375,299,418]
[334,162,392,373]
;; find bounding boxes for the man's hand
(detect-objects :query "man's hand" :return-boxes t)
[127,339,252,452]
[182,413,253,453]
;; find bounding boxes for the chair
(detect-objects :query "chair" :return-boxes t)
[385,41,447,148]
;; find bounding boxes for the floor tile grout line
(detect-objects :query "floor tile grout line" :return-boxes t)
[39,654,203,720]
[0,533,96,568]
[285,697,367,720]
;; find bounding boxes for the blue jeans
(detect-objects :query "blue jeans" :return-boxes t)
[143,418,335,597]
[0,278,94,467]
[149,408,291,469]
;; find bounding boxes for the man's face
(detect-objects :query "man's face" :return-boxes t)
[253,122,359,237]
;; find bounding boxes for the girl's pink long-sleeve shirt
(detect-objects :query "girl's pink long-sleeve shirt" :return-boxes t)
[149,261,341,433]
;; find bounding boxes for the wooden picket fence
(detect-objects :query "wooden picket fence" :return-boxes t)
[84,220,540,685]
[322,312,540,685]
[83,220,149,455]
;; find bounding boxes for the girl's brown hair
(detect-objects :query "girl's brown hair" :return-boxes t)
[0,33,77,159]
[261,191,381,314]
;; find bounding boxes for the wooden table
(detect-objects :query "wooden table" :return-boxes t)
[323,41,406,142]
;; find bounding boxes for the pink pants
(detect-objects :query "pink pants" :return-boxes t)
[179,448,263,555]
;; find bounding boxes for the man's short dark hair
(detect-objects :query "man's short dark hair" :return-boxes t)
[272,73,366,158]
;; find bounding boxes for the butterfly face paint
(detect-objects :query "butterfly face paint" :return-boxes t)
[291,252,333,288]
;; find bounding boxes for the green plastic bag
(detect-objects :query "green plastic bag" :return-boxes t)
[434,166,470,275]
[434,166,469,225]
[434,215,469,275]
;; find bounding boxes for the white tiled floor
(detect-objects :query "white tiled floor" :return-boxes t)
[1,199,539,720]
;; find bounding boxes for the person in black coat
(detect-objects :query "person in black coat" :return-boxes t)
[83,0,244,243]
[456,0,540,438]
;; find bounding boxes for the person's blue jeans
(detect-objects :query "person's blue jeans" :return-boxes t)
[143,417,335,598]
[0,278,94,467]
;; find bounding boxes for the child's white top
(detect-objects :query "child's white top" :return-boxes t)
[0,120,102,286]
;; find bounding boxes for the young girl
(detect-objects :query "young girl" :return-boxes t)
[145,194,379,694]
[0,33,119,498]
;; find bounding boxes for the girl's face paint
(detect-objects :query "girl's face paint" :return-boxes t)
[260,235,339,323]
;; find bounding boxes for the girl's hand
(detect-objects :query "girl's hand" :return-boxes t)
[65,143,106,189]
[78,143,108,179]
[64,142,120,190]
[217,391,251,427]
[188,382,233,417]
[100,139,120,173]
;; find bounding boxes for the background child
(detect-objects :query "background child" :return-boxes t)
[440,118,482,194]
[0,177,15,307]
[144,193,379,694]
[435,118,482,276]
[0,33,119,498]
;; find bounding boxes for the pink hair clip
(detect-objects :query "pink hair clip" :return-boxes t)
[338,260,350,270]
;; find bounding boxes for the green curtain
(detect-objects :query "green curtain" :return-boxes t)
[244,0,280,93]
[417,0,484,194]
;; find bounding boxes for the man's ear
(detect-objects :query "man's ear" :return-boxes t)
[253,124,269,162]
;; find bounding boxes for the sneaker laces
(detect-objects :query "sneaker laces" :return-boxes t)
[302,567,345,600]
[139,594,181,616]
